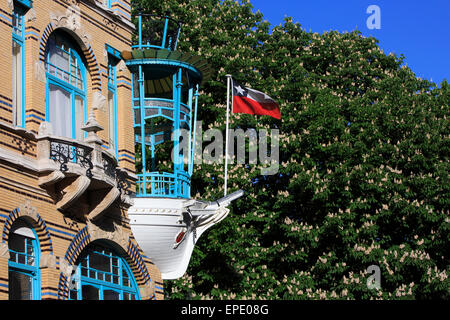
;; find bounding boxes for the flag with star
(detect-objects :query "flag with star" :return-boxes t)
[232,80,280,119]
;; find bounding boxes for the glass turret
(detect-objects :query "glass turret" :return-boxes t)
[122,12,211,198]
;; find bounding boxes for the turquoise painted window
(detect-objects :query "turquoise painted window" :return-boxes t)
[45,31,86,140]
[12,1,26,127]
[107,52,119,157]
[8,220,41,300]
[69,243,140,300]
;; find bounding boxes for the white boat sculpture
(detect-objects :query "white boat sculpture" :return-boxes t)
[129,190,244,279]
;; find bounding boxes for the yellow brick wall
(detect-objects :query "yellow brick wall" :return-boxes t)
[0,0,163,300]
[0,1,13,125]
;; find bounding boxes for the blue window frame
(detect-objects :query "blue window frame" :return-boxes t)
[12,1,26,127]
[107,49,119,158]
[69,243,140,300]
[8,220,41,300]
[45,31,86,140]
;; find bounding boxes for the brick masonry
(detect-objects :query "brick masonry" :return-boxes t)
[0,0,163,300]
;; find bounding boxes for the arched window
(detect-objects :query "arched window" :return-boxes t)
[69,242,140,300]
[45,30,86,140]
[8,219,41,300]
[12,0,28,127]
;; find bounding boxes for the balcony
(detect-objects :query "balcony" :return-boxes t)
[136,171,190,199]
[133,13,181,51]
[132,98,191,126]
[36,112,133,221]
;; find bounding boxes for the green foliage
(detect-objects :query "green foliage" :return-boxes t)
[132,0,449,299]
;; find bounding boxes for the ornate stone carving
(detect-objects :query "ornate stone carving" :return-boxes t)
[117,59,127,73]
[19,199,38,221]
[92,91,106,112]
[34,61,46,82]
[56,175,91,211]
[59,257,74,277]
[87,187,120,221]
[103,48,108,63]
[49,4,92,47]
[87,220,130,250]
[139,282,155,299]
[38,121,53,137]
[26,8,36,23]
[40,253,57,269]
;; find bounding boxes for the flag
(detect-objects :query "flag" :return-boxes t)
[232,80,280,119]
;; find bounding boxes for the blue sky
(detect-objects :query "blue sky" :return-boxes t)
[250,0,450,86]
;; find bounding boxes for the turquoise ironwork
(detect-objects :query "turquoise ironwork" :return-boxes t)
[49,138,93,178]
[68,243,140,300]
[124,12,209,199]
[134,13,181,51]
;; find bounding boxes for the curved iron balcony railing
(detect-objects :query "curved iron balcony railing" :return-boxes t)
[133,12,182,51]
[132,97,191,128]
[37,133,124,186]
[49,137,94,178]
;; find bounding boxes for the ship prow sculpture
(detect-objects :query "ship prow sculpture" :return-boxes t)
[129,190,243,279]
[124,13,242,279]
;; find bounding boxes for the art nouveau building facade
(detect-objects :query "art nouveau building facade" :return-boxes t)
[0,0,164,299]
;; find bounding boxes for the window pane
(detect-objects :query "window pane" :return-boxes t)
[104,290,120,300]
[82,285,99,300]
[133,72,140,99]
[49,84,71,138]
[49,43,69,74]
[75,244,140,300]
[108,90,115,150]
[8,233,25,255]
[26,242,33,254]
[123,292,136,300]
[9,270,32,300]
[47,33,85,90]
[122,269,129,287]
[12,41,22,126]
[69,289,78,300]
[75,95,84,140]
[90,252,110,273]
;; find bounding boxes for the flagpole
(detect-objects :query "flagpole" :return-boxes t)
[224,74,232,196]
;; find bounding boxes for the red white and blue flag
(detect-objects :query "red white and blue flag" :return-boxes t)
[232,80,281,120]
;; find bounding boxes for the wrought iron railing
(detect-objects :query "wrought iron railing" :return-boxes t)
[136,171,190,198]
[102,152,117,180]
[132,98,191,126]
[50,138,93,178]
[48,138,125,190]
[132,12,182,51]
